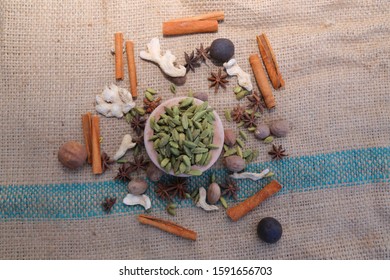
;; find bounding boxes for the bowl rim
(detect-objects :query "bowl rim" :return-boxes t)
[144,96,224,177]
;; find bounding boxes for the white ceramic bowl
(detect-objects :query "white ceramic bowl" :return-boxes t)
[144,97,224,177]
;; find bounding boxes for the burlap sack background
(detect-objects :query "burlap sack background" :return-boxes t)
[0,0,389,259]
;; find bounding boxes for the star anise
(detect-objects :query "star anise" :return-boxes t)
[231,105,245,123]
[242,111,258,128]
[247,91,265,113]
[195,43,210,65]
[102,197,116,213]
[101,152,114,173]
[184,51,200,73]
[231,104,245,123]
[167,178,188,200]
[268,144,288,160]
[128,155,150,173]
[221,178,239,200]
[143,96,162,114]
[208,69,228,94]
[155,182,172,201]
[114,164,132,182]
[130,114,146,135]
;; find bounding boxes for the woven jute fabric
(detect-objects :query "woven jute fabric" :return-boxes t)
[0,0,389,259]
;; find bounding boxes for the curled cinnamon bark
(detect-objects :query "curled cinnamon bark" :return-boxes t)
[227,180,282,221]
[249,54,275,109]
[138,214,197,241]
[256,34,285,89]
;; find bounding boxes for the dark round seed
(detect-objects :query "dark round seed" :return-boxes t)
[209,38,235,64]
[257,217,282,244]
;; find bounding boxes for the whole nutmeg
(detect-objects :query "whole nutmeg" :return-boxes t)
[269,120,290,137]
[223,155,246,172]
[209,38,235,64]
[207,182,221,205]
[58,141,87,169]
[127,178,148,195]
[146,162,164,182]
[254,123,270,140]
[224,129,236,147]
[193,92,208,101]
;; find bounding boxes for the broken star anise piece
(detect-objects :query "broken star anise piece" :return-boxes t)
[114,164,132,182]
[132,133,144,148]
[231,104,245,123]
[208,69,228,94]
[101,152,114,173]
[130,114,146,136]
[195,43,210,65]
[144,96,162,114]
[242,111,257,128]
[184,51,201,73]
[221,178,239,200]
[268,144,288,160]
[247,91,265,113]
[128,155,150,173]
[102,197,117,213]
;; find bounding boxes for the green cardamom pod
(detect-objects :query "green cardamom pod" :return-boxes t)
[170,84,176,94]
[183,140,197,149]
[236,146,243,158]
[179,163,187,174]
[192,110,207,121]
[264,171,275,178]
[146,88,157,94]
[248,126,256,132]
[160,158,170,168]
[186,169,202,176]
[193,147,208,154]
[145,91,154,102]
[224,109,232,122]
[182,155,191,167]
[164,162,172,172]
[179,97,193,108]
[125,112,132,124]
[224,148,237,157]
[239,130,248,141]
[159,135,170,147]
[236,138,245,149]
[167,208,176,216]
[182,114,189,129]
[242,150,252,158]
[207,144,219,150]
[135,107,146,115]
[219,197,228,209]
[263,136,274,144]
[235,91,247,100]
[233,85,243,94]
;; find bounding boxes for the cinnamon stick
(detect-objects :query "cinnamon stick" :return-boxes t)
[91,115,102,174]
[163,20,218,36]
[125,40,138,98]
[81,112,92,164]
[138,214,197,241]
[256,34,285,89]
[114,32,124,80]
[227,180,282,222]
[249,54,275,109]
[167,11,225,22]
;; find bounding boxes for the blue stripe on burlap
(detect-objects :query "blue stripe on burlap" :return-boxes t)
[0,146,388,220]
